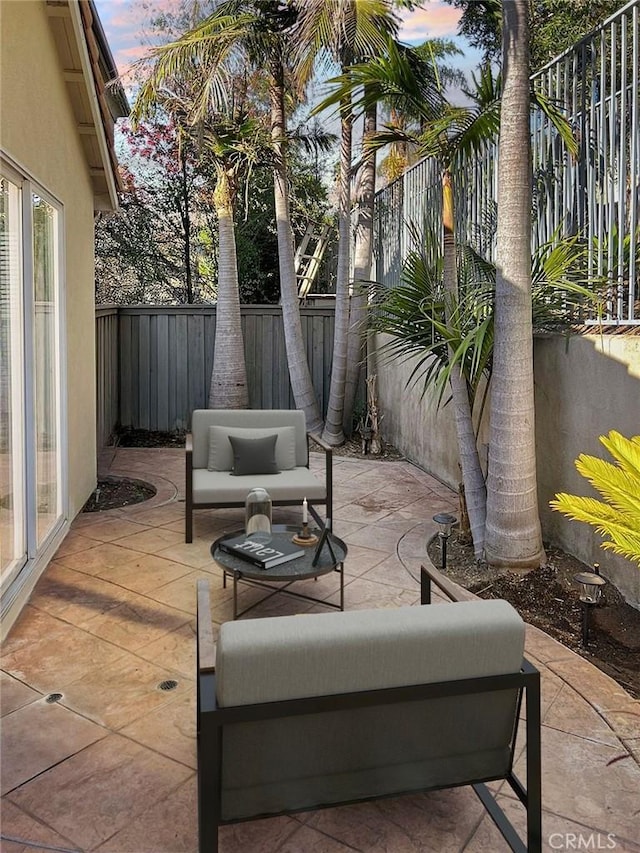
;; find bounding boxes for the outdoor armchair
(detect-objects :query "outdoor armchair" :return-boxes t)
[185,409,332,542]
[196,573,542,852]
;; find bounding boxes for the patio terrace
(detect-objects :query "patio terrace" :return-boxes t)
[1,448,639,852]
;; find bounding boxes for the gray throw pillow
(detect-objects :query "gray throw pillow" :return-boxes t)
[208,425,297,471]
[229,433,280,476]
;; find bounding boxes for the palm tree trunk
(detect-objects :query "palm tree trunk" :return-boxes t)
[270,63,323,433]
[442,170,487,559]
[208,168,248,409]
[343,99,376,436]
[485,0,545,569]
[179,143,193,304]
[322,97,353,446]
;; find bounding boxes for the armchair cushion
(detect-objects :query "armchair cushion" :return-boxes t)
[207,425,297,472]
[229,434,279,476]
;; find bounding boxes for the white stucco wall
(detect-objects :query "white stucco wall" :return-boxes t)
[1,0,98,519]
[373,332,640,607]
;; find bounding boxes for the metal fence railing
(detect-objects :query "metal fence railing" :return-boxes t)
[374,0,640,325]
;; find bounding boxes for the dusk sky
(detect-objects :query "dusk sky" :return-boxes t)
[94,0,481,87]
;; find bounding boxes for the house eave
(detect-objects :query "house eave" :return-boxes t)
[46,0,129,212]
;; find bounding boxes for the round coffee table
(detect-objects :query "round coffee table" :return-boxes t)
[211,524,347,619]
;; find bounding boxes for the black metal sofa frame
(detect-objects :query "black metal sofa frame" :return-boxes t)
[196,567,542,853]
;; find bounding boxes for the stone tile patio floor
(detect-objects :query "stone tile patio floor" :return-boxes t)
[1,447,639,853]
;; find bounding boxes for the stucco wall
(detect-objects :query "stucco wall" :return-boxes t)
[1,0,97,518]
[535,335,640,607]
[373,332,640,607]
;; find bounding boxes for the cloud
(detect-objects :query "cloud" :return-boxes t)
[95,0,177,77]
[399,2,462,41]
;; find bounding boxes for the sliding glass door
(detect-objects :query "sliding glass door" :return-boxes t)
[0,175,25,584]
[32,194,62,545]
[0,164,64,592]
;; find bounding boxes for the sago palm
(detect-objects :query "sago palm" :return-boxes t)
[551,431,640,567]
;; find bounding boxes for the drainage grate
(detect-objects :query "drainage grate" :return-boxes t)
[158,680,178,692]
[45,693,63,703]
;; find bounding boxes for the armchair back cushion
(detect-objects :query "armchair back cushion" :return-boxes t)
[192,409,308,470]
[215,600,525,820]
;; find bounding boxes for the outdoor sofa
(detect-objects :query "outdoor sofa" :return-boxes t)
[185,409,332,542]
[196,568,542,852]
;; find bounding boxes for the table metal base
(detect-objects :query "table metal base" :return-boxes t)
[223,562,345,619]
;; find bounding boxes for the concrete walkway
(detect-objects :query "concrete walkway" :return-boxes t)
[1,448,639,853]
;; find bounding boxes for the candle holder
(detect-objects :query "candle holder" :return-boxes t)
[292,522,319,546]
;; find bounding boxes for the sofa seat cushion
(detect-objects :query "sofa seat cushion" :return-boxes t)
[193,467,326,505]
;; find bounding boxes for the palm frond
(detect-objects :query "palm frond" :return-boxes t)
[574,455,640,516]
[531,88,579,157]
[600,431,640,479]
[550,494,640,566]
[131,11,254,127]
[551,430,640,567]
[314,38,445,123]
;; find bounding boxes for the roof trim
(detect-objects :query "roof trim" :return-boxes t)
[48,0,128,210]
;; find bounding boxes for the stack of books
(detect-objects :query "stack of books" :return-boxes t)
[219,534,304,569]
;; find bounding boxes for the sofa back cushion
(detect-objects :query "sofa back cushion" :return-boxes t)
[216,600,524,706]
[191,409,308,470]
[214,600,525,820]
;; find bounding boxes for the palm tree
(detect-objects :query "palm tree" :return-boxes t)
[343,97,376,436]
[370,229,596,557]
[203,110,269,407]
[484,0,545,570]
[323,36,460,437]
[295,0,399,447]
[329,30,578,559]
[324,53,497,556]
[132,3,325,430]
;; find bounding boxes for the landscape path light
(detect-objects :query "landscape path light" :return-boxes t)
[432,512,457,572]
[573,563,607,646]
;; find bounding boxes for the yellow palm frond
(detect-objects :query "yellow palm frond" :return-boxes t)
[574,455,640,515]
[599,430,640,478]
[551,430,640,568]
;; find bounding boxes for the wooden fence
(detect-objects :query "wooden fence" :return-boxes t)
[95,304,336,441]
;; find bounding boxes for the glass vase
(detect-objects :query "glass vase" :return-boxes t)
[245,487,272,543]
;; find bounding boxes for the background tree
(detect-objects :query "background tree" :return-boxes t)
[96,117,217,304]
